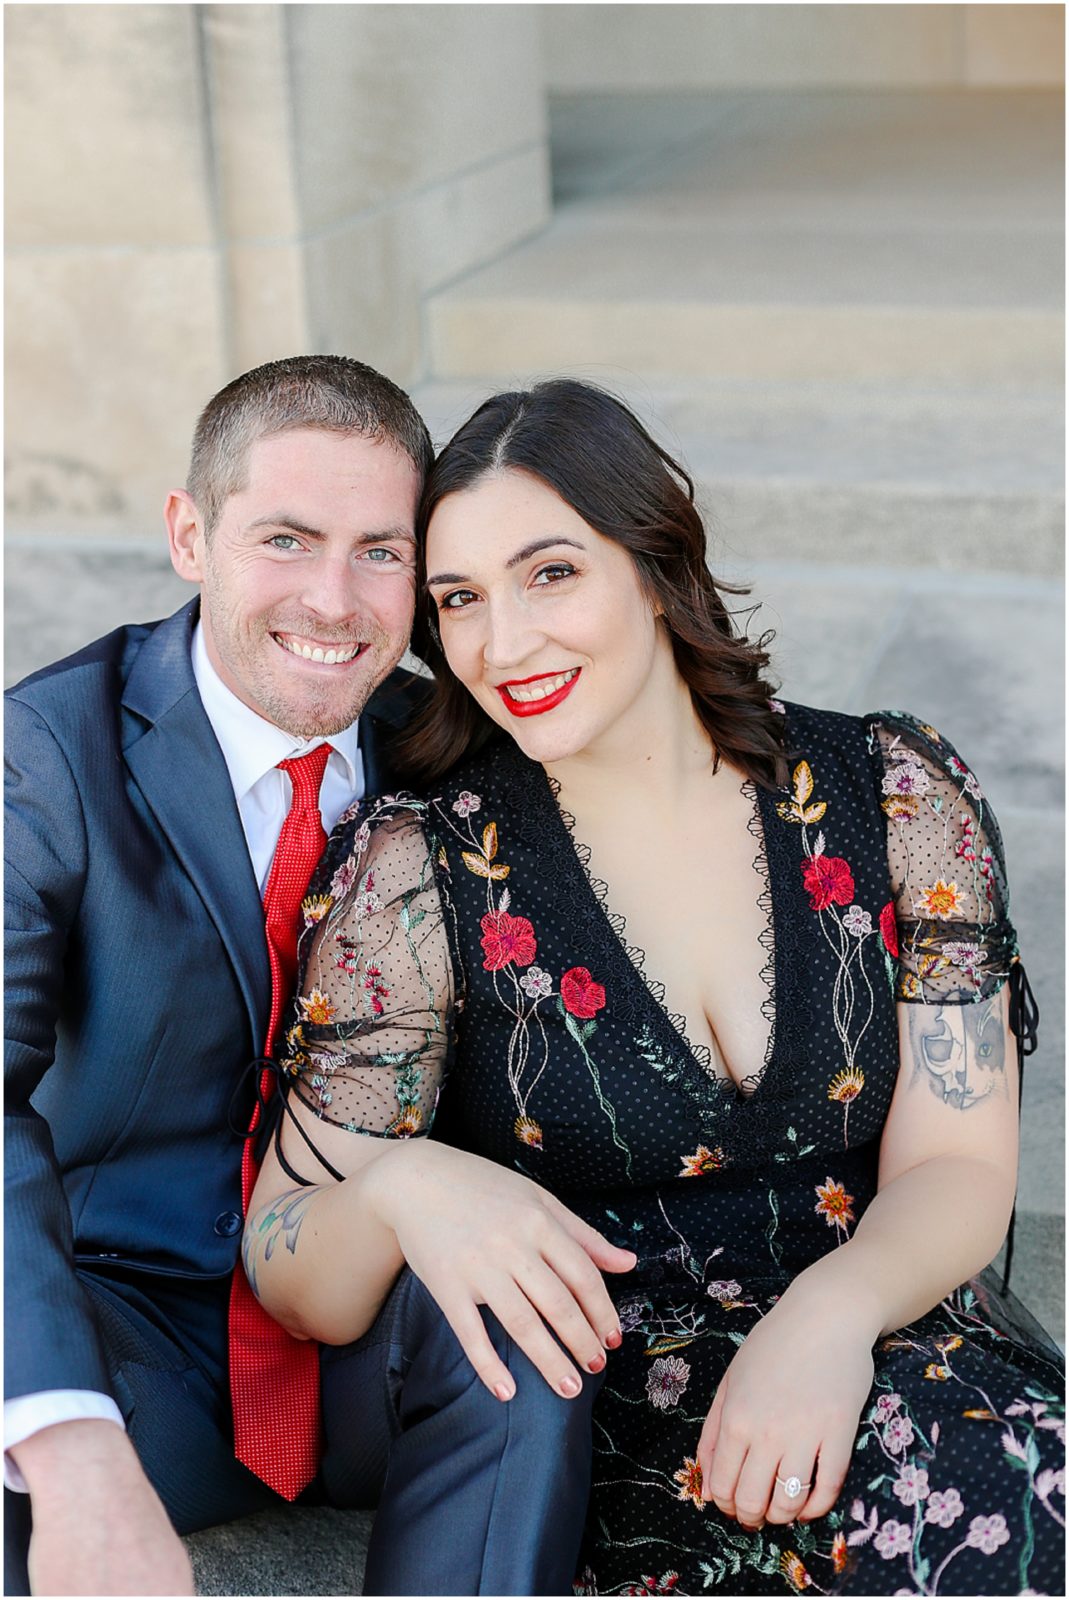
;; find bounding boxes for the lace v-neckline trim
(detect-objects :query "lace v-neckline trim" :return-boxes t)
[541,766,778,1100]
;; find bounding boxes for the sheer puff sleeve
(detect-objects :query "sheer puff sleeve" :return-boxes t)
[867,712,1018,1006]
[278,798,452,1138]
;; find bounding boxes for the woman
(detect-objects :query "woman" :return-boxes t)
[247,381,1063,1595]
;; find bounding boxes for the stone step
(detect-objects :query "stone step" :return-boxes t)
[409,377,1064,575]
[425,217,1062,384]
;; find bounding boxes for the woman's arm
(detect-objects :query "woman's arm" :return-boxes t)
[245,807,634,1400]
[697,990,1018,1529]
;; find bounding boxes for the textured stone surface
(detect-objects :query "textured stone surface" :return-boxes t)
[542,4,1062,91]
[184,1504,372,1596]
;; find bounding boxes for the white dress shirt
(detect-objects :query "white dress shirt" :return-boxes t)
[5,622,366,1489]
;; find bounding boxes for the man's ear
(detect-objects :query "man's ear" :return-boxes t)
[165,489,206,584]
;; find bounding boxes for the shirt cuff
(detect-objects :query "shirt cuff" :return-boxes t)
[4,1391,126,1492]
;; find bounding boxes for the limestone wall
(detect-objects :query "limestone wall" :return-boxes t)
[544,4,1065,91]
[4,3,548,539]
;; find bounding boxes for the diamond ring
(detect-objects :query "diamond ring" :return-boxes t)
[775,1474,812,1500]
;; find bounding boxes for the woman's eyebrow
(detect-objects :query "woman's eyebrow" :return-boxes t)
[427,536,586,588]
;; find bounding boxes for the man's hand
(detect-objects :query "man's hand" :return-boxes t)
[366,1142,636,1401]
[12,1419,194,1596]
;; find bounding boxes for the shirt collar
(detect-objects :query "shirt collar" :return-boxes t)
[191,622,361,801]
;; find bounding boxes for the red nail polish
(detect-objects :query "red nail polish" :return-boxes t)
[587,1352,606,1373]
[605,1328,622,1349]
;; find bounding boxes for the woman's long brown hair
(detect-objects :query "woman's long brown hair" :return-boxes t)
[395,379,788,789]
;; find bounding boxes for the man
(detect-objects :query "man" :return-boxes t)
[5,356,622,1597]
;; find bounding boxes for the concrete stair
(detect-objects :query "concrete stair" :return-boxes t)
[426,89,1064,388]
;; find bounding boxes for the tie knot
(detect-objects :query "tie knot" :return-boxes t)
[278,743,331,806]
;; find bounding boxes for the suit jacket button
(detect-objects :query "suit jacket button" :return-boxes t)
[214,1211,242,1237]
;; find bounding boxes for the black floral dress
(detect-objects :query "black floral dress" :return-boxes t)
[283,704,1064,1596]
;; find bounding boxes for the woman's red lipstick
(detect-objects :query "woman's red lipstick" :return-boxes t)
[495,669,581,718]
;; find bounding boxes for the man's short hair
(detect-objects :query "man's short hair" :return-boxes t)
[187,354,435,533]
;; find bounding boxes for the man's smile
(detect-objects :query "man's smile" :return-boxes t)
[272,632,367,666]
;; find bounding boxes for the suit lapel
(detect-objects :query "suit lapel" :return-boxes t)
[122,603,271,1038]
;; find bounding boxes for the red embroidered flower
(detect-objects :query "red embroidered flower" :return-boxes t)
[480,910,536,970]
[879,900,899,958]
[560,966,606,1019]
[801,854,855,912]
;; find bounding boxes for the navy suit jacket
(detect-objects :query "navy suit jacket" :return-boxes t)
[4,598,423,1403]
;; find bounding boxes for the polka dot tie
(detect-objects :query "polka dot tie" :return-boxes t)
[229,743,331,1499]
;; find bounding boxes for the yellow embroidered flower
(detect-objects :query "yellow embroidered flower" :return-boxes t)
[925,1363,950,1381]
[919,723,942,742]
[831,1533,848,1575]
[897,971,923,1000]
[301,893,332,926]
[815,1177,855,1230]
[919,879,964,919]
[882,794,919,822]
[828,1067,865,1104]
[679,1144,725,1177]
[672,1456,705,1510]
[299,987,337,1026]
[780,1551,812,1590]
[514,1115,543,1149]
[935,1335,963,1354]
[963,1408,999,1421]
[389,1107,423,1138]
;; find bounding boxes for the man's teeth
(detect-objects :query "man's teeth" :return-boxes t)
[277,637,361,664]
[505,669,579,704]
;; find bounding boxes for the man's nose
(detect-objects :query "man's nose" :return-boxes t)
[299,555,364,624]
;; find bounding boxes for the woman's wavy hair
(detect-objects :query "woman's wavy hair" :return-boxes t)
[395,379,788,789]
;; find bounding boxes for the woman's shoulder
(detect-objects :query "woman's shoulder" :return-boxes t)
[421,733,543,815]
[779,700,976,777]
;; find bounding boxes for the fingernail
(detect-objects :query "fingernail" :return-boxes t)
[559,1374,582,1397]
[587,1352,606,1373]
[494,1381,514,1402]
[604,1328,622,1349]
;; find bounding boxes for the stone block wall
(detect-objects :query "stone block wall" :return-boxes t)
[543,4,1065,91]
[4,2,548,540]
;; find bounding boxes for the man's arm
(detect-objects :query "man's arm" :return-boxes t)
[5,697,192,1595]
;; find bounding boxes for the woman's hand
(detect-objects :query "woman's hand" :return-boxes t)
[364,1140,636,1402]
[697,1271,878,1529]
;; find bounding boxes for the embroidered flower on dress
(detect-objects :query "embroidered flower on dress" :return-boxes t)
[843,904,873,937]
[779,1552,812,1590]
[363,965,390,1016]
[514,1115,543,1148]
[646,1356,690,1410]
[672,1456,705,1510]
[873,1519,912,1559]
[893,1465,930,1506]
[918,879,965,920]
[883,1414,915,1455]
[519,966,554,1000]
[561,966,607,1019]
[299,987,336,1025]
[301,894,332,926]
[965,1514,1010,1554]
[947,755,984,801]
[925,1488,964,1527]
[882,794,920,822]
[879,902,900,958]
[618,1297,648,1333]
[480,910,537,970]
[389,1107,423,1137]
[873,1393,902,1422]
[679,1145,725,1177]
[828,1067,865,1104]
[802,855,855,912]
[330,858,358,898]
[452,790,482,817]
[815,1177,855,1231]
[707,1279,743,1302]
[831,1533,848,1575]
[941,941,987,981]
[769,698,786,715]
[925,1363,950,1381]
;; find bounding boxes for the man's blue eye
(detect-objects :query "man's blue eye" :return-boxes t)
[269,534,300,550]
[365,548,398,563]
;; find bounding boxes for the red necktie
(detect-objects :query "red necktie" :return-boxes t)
[229,743,332,1498]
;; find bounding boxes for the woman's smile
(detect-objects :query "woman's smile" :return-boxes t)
[495,668,582,715]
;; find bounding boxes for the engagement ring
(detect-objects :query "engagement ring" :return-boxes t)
[775,1474,812,1500]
